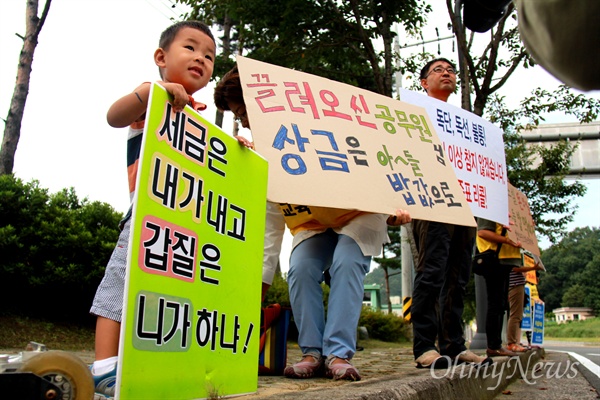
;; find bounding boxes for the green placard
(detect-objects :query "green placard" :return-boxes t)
[117,83,267,399]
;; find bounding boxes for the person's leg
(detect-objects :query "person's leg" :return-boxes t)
[438,224,473,357]
[411,220,447,360]
[484,266,507,350]
[484,264,521,358]
[95,317,120,360]
[262,201,286,301]
[323,234,371,360]
[507,284,525,347]
[89,218,130,395]
[286,231,335,365]
[321,234,370,381]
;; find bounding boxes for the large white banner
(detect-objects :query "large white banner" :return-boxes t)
[400,89,508,225]
[238,56,476,227]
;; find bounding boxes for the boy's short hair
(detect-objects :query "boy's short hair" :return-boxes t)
[159,20,216,50]
[419,57,457,80]
[214,66,244,111]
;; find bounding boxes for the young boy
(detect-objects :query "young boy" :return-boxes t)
[89,20,216,398]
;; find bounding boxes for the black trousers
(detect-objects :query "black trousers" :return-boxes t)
[484,264,512,350]
[411,220,476,359]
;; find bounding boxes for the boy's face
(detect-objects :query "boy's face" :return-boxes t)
[155,27,216,94]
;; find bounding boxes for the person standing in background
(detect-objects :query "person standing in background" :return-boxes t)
[411,58,491,369]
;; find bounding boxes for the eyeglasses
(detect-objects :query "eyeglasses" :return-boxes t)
[426,66,457,77]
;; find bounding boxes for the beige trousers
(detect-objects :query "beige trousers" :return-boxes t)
[507,284,525,345]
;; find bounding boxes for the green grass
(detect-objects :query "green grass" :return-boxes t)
[4,314,595,352]
[356,338,412,349]
[0,315,413,353]
[544,317,600,342]
[544,337,600,344]
[0,315,95,351]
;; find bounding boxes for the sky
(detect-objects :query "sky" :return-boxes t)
[1,0,598,272]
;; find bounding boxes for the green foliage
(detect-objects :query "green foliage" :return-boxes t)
[181,0,431,96]
[447,2,534,115]
[544,318,600,339]
[263,272,291,307]
[0,315,96,350]
[0,175,123,322]
[561,284,587,308]
[486,87,596,244]
[539,227,600,313]
[358,307,410,342]
[462,275,476,324]
[372,226,404,310]
[262,271,330,309]
[364,266,402,299]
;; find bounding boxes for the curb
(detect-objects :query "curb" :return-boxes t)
[251,349,545,399]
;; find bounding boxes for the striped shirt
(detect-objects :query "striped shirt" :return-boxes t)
[509,270,526,288]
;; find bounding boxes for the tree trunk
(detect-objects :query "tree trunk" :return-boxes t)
[214,13,233,129]
[383,266,393,314]
[0,0,51,175]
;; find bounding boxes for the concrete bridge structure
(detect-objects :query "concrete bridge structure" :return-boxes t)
[520,121,600,178]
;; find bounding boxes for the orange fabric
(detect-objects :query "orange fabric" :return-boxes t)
[280,204,366,236]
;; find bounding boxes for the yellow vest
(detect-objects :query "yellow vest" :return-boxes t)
[476,222,521,259]
[279,204,366,236]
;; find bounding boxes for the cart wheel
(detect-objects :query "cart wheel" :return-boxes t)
[20,350,95,400]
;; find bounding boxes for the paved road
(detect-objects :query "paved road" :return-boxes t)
[543,342,600,396]
[493,351,599,399]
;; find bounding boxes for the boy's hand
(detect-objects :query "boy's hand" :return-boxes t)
[161,81,190,112]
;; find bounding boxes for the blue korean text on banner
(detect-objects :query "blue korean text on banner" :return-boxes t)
[531,301,545,346]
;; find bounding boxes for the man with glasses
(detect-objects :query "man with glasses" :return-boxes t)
[411,58,491,369]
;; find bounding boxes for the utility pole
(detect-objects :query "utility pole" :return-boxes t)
[394,25,454,324]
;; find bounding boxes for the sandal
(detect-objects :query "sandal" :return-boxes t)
[486,347,518,357]
[507,343,528,352]
[415,349,450,369]
[453,350,493,366]
[283,354,323,379]
[325,356,361,381]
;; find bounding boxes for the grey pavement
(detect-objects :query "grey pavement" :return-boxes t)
[244,344,552,400]
[254,345,599,400]
[492,351,599,400]
[5,343,599,399]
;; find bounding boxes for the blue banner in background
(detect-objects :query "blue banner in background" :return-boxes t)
[532,301,545,346]
[521,284,532,330]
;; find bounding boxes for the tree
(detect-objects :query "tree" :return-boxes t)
[486,86,599,243]
[180,0,432,304]
[561,284,586,308]
[0,0,52,175]
[445,0,532,115]
[181,0,431,95]
[539,227,600,313]
[373,227,402,312]
[0,174,122,322]
[444,1,594,244]
[178,0,592,302]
